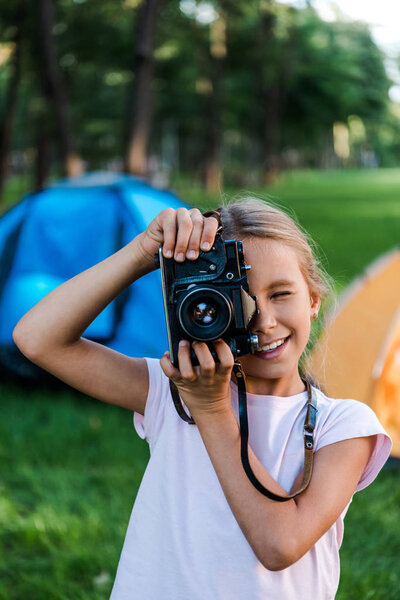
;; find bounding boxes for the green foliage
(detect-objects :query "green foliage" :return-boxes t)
[281,14,389,138]
[0,0,396,179]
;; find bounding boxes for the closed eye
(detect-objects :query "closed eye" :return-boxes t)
[272,292,291,298]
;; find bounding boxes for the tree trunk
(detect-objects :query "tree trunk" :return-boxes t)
[204,59,224,193]
[37,0,83,178]
[204,12,226,194]
[259,2,281,185]
[124,0,161,176]
[0,12,23,203]
[262,83,281,185]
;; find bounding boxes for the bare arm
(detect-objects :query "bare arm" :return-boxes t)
[160,338,376,570]
[13,208,219,413]
[12,235,154,413]
[194,408,375,571]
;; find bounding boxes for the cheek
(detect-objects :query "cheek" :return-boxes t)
[279,299,302,322]
[300,318,311,342]
[284,299,311,336]
[295,307,312,339]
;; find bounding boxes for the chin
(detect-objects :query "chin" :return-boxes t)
[239,355,287,378]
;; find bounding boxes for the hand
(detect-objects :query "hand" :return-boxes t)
[136,207,220,267]
[160,338,235,419]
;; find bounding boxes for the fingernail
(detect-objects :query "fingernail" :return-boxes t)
[201,242,210,251]
[187,250,196,259]
[176,253,185,262]
[179,340,189,347]
[164,249,172,258]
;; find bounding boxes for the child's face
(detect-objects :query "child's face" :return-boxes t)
[237,237,321,396]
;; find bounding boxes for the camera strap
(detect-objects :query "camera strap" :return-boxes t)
[233,361,317,501]
[169,379,195,424]
[169,362,317,501]
[202,210,223,231]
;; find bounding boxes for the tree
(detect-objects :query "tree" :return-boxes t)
[224,2,391,178]
[204,8,227,192]
[124,0,161,176]
[258,1,281,183]
[0,2,24,202]
[0,0,393,195]
[36,0,84,177]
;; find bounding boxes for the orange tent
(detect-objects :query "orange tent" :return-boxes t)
[307,248,400,457]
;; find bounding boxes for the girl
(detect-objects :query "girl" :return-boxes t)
[13,198,391,599]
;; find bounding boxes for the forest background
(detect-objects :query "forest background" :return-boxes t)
[1,0,400,203]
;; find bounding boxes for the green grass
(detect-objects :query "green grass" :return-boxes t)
[336,466,400,600]
[0,382,149,599]
[1,174,34,213]
[2,168,400,598]
[173,168,400,293]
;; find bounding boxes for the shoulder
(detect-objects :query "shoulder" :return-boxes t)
[314,387,381,427]
[144,357,171,395]
[133,357,171,443]
[312,386,392,492]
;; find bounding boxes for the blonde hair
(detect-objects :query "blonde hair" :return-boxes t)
[218,196,335,383]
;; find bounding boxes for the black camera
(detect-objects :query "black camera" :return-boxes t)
[154,234,259,367]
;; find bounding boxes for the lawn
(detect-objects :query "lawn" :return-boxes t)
[174,167,400,292]
[1,168,399,599]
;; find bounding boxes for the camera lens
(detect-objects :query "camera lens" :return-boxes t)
[192,302,217,326]
[178,287,233,341]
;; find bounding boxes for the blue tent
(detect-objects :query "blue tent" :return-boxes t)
[0,172,189,378]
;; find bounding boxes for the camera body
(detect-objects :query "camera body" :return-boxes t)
[155,234,259,367]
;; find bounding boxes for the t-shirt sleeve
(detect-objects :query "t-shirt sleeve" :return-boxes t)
[314,398,392,492]
[133,357,170,446]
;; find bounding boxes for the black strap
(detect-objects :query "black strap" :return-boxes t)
[202,210,223,229]
[169,379,195,424]
[234,362,317,502]
[169,363,317,501]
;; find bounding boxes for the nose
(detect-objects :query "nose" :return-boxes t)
[252,301,277,333]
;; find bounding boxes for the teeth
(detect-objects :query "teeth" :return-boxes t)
[260,337,287,352]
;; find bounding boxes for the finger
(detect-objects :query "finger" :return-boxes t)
[186,209,204,260]
[174,208,193,262]
[192,341,216,379]
[212,339,235,375]
[178,340,197,381]
[159,208,177,259]
[160,351,181,379]
[200,216,220,252]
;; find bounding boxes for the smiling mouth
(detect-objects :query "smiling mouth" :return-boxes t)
[257,335,290,352]
[255,335,291,359]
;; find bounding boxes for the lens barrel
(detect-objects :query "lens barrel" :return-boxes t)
[178,287,233,341]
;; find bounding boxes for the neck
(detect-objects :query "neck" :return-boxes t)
[231,369,306,397]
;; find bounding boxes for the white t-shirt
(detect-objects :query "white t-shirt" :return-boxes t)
[110,358,392,600]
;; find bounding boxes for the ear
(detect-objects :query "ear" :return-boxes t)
[310,291,321,319]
